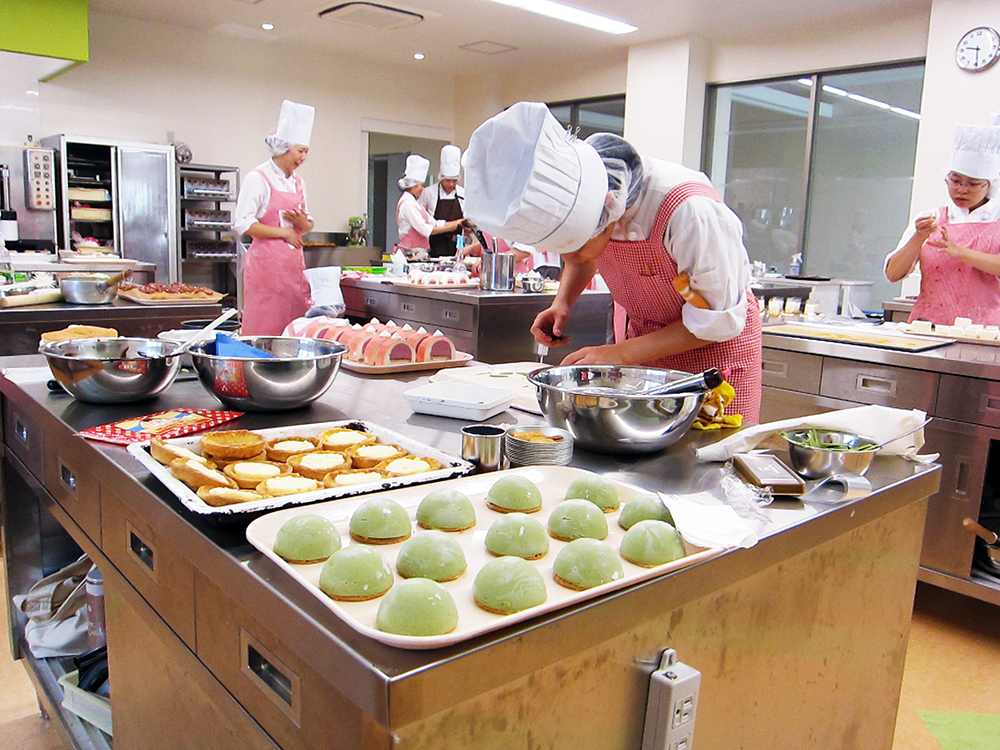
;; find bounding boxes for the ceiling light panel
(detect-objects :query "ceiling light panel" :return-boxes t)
[481,0,636,35]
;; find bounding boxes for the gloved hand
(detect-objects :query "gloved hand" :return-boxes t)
[305,304,345,318]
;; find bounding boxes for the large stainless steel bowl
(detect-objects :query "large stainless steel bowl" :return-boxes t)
[188,336,348,412]
[781,429,879,479]
[527,365,708,454]
[59,273,118,305]
[40,337,183,403]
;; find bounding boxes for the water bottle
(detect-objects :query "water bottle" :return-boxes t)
[85,565,107,649]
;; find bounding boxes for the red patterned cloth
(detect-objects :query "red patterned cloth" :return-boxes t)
[78,409,243,445]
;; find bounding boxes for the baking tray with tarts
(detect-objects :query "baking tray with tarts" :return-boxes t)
[245,465,724,650]
[128,419,474,521]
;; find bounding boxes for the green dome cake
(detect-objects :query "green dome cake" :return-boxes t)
[547,499,609,542]
[620,520,686,568]
[318,545,394,601]
[473,557,548,614]
[349,497,412,544]
[395,531,468,582]
[618,492,674,530]
[376,578,459,636]
[564,474,620,513]
[486,475,543,513]
[485,513,549,559]
[416,489,477,532]
[552,538,624,590]
[272,514,341,564]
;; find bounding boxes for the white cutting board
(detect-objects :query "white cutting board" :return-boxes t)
[429,361,543,414]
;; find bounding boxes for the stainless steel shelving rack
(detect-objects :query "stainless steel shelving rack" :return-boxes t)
[177,163,239,299]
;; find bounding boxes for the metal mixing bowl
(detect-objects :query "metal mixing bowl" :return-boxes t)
[188,336,348,411]
[781,429,879,479]
[527,365,708,454]
[40,337,183,403]
[59,274,117,305]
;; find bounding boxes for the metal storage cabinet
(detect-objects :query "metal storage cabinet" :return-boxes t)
[177,163,240,300]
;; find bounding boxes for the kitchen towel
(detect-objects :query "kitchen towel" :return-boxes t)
[660,492,759,549]
[694,405,935,463]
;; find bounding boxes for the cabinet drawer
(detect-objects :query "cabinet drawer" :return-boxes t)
[44,437,101,544]
[4,404,44,477]
[101,487,196,647]
[194,572,365,750]
[819,359,938,410]
[761,349,822,393]
[391,294,475,331]
[936,374,1000,428]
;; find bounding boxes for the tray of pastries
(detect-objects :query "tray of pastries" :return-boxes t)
[245,466,723,649]
[128,420,474,520]
[117,282,225,305]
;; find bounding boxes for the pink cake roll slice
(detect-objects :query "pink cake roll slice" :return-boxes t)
[364,333,416,366]
[415,330,457,362]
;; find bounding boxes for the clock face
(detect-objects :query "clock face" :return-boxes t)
[956,26,1000,71]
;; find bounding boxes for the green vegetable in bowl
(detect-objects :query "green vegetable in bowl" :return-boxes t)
[781,428,879,452]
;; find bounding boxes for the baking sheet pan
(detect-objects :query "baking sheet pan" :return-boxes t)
[127,419,474,520]
[245,466,723,649]
[764,322,954,352]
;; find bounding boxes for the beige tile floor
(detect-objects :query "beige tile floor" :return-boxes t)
[0,577,995,749]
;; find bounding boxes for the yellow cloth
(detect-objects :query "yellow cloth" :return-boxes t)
[693,381,744,430]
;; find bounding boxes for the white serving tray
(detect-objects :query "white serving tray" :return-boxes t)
[403,381,517,420]
[429,362,543,415]
[340,351,472,375]
[245,466,724,650]
[127,419,474,520]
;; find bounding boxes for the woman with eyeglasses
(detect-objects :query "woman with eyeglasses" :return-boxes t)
[885,120,1000,325]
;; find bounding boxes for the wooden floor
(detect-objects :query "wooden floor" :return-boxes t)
[0,580,996,749]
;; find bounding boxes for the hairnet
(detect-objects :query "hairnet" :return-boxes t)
[265,134,292,156]
[584,133,644,234]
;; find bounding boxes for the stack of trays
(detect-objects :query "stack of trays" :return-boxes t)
[505,425,573,466]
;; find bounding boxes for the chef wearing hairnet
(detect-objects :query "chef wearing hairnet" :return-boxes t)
[234,99,315,335]
[885,116,1000,326]
[395,154,466,260]
[464,101,762,421]
[418,144,468,257]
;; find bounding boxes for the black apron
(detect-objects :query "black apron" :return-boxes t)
[428,184,463,258]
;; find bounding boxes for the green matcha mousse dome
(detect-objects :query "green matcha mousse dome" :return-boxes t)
[618,492,674,530]
[485,513,549,559]
[318,545,394,601]
[564,474,620,512]
[547,499,609,542]
[486,475,543,513]
[416,489,477,532]
[620,520,686,568]
[552,538,624,590]
[395,531,468,582]
[272,514,341,564]
[473,557,548,614]
[349,497,412,544]
[376,578,459,637]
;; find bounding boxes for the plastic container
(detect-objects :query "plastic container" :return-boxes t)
[403,382,516,420]
[85,566,106,650]
[58,670,113,735]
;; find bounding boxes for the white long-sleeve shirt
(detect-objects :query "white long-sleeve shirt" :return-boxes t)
[611,158,752,342]
[396,191,442,241]
[233,158,312,236]
[418,182,465,216]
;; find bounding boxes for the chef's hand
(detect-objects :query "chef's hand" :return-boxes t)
[280,226,304,248]
[531,304,571,347]
[914,215,937,237]
[284,208,312,235]
[925,226,965,257]
[560,345,620,366]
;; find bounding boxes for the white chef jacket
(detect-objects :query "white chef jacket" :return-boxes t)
[418,182,465,216]
[883,198,1000,278]
[233,158,313,236]
[611,158,752,342]
[397,191,442,241]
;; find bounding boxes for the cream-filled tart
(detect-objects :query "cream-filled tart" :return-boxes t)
[287,450,353,480]
[376,456,442,477]
[223,460,290,489]
[318,428,376,452]
[324,468,387,487]
[256,475,321,498]
[264,436,319,463]
[347,442,407,469]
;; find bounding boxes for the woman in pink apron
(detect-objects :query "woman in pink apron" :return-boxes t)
[464,103,762,422]
[395,154,466,260]
[234,100,315,336]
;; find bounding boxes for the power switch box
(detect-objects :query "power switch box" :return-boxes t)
[641,648,701,750]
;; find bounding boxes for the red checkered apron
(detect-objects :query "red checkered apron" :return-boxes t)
[596,182,762,423]
[909,206,1000,326]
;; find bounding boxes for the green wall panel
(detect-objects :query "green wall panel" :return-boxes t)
[2,0,89,62]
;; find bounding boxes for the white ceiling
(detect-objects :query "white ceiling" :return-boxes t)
[89,0,933,75]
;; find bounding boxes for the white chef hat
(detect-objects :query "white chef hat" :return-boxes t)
[398,154,430,190]
[439,144,461,179]
[464,101,608,254]
[266,99,315,155]
[949,122,1000,182]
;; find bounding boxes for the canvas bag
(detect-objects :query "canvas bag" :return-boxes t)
[12,554,93,658]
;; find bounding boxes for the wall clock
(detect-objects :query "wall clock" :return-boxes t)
[955,26,1000,72]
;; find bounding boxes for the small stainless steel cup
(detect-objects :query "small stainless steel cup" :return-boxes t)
[461,424,507,472]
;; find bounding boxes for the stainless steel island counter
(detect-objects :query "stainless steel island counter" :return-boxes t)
[2,359,937,749]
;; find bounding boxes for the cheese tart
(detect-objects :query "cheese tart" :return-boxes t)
[264,436,320,462]
[346,443,407,469]
[169,457,236,491]
[223,460,291,489]
[287,450,352,480]
[376,456,442,477]
[256,475,321,498]
[200,429,266,460]
[323,468,387,487]
[318,427,376,452]
[150,437,214,468]
[196,485,263,507]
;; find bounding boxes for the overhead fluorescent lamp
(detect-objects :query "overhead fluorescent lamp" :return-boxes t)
[483,0,636,35]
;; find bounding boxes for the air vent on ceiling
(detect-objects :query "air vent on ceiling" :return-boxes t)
[460,41,517,55]
[318,2,423,29]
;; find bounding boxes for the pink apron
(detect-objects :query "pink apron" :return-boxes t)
[242,169,312,336]
[596,182,763,422]
[908,206,1000,326]
[395,195,432,251]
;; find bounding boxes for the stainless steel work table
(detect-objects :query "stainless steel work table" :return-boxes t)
[2,360,939,749]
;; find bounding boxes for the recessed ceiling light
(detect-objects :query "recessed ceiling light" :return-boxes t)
[482,0,636,35]
[414,52,425,60]
[261,22,275,30]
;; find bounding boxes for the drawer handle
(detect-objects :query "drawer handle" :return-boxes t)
[955,459,971,497]
[60,463,77,494]
[855,374,896,396]
[129,530,156,573]
[364,296,377,306]
[402,302,416,312]
[443,309,458,320]
[241,629,301,724]
[14,418,29,445]
[985,396,1000,413]
[761,360,788,378]
[248,645,293,706]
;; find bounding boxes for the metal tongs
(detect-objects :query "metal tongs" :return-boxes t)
[469,225,495,253]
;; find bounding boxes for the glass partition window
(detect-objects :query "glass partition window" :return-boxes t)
[705,63,924,310]
[548,95,625,137]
